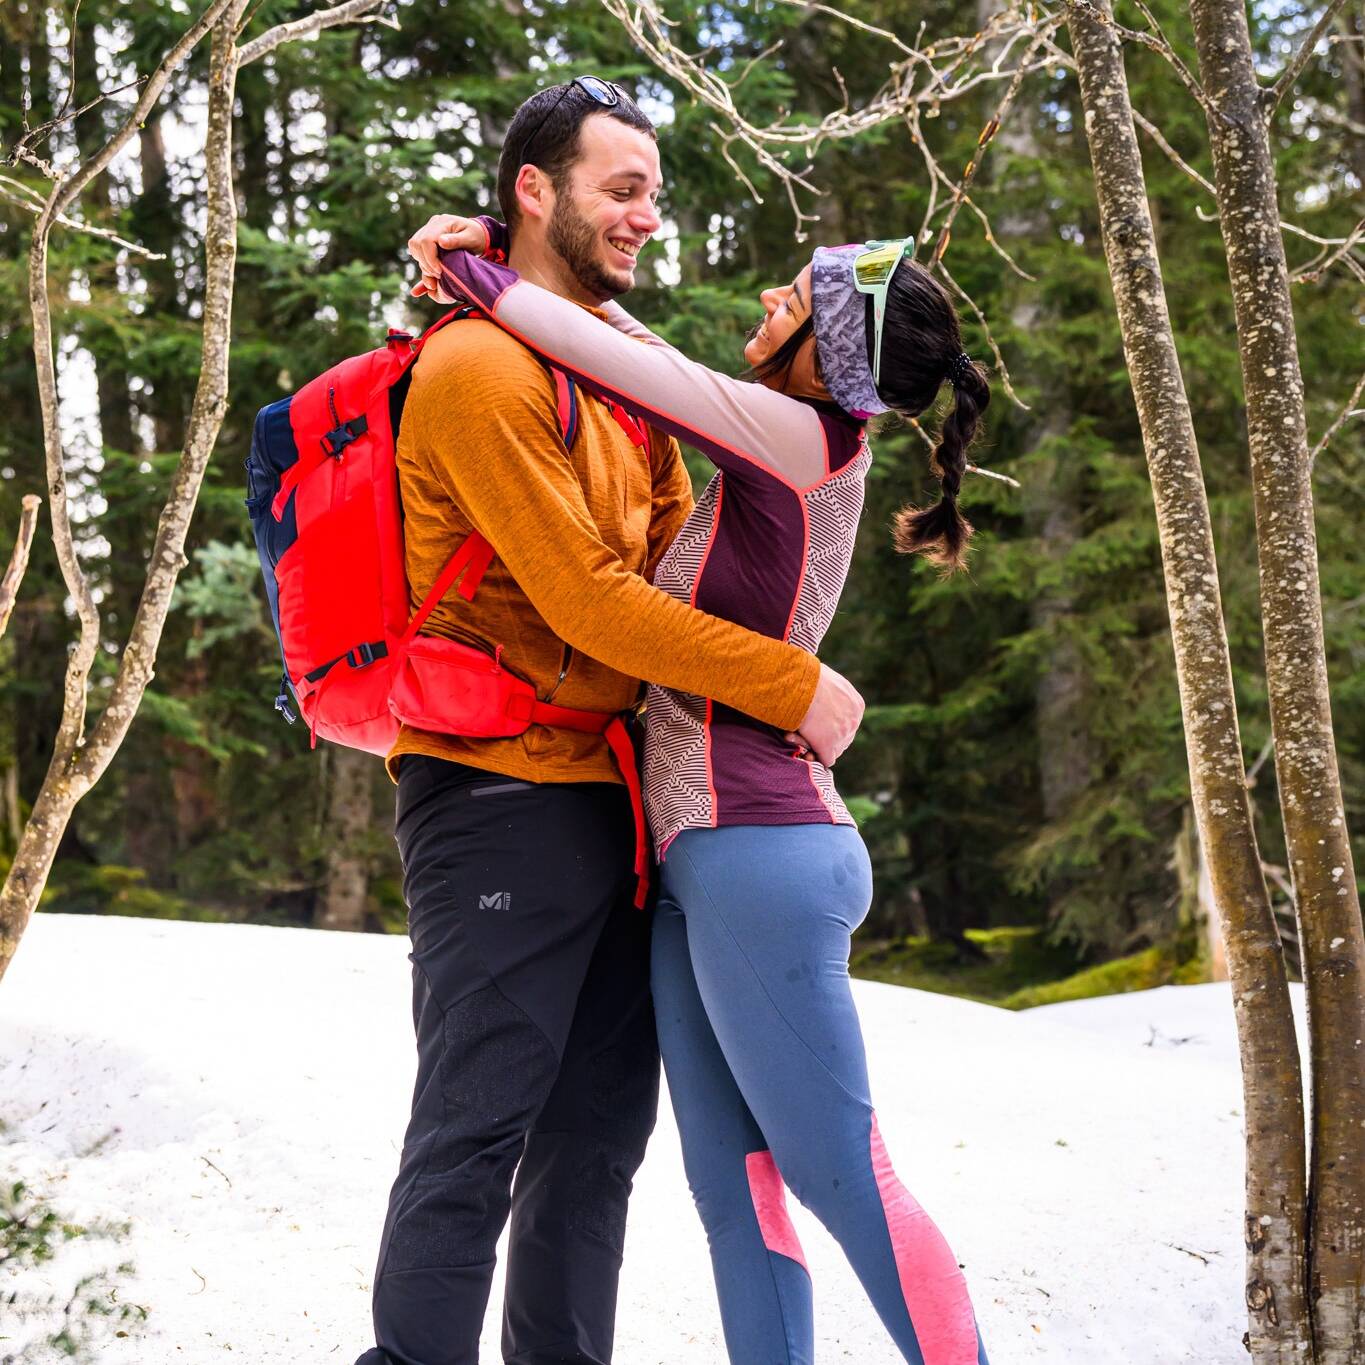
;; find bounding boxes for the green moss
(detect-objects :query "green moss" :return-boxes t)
[39,865,226,922]
[850,926,1081,1004]
[851,923,1218,1009]
[1002,943,1181,1009]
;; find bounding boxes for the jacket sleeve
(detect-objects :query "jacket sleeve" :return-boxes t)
[441,245,833,489]
[407,341,819,730]
[645,430,694,584]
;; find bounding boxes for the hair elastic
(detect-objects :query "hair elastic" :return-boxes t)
[947,352,974,388]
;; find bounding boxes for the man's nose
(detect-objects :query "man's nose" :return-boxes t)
[629,200,663,235]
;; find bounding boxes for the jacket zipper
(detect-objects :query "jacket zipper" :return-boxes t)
[546,643,574,702]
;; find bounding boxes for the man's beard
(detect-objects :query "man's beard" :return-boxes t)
[547,193,631,301]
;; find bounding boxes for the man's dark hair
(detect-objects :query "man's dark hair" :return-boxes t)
[496,83,657,232]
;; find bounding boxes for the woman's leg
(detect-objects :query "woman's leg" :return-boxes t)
[652,890,815,1365]
[666,825,989,1365]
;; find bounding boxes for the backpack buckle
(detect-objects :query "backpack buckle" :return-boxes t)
[345,640,386,670]
[274,672,297,725]
[320,414,368,459]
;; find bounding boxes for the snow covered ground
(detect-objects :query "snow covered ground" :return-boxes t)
[0,913,1303,1363]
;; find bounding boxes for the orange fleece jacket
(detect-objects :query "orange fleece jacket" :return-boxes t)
[386,311,821,785]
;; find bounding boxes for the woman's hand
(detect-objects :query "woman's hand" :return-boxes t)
[407,214,490,302]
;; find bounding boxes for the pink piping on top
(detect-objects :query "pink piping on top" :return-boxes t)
[781,496,810,643]
[745,1151,808,1272]
[783,497,840,822]
[691,479,726,830]
[869,1114,980,1364]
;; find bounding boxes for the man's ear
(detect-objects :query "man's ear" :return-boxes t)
[514,164,554,223]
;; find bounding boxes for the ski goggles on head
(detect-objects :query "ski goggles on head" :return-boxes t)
[522,76,623,162]
[851,236,914,384]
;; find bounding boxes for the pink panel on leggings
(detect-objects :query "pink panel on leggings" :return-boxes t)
[870,1114,979,1364]
[745,1150,808,1272]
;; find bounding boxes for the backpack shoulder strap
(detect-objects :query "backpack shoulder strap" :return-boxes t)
[410,309,577,448]
[548,365,578,448]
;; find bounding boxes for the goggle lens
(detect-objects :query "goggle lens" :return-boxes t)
[853,242,904,288]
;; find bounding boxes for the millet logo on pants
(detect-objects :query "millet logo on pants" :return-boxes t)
[479,892,511,911]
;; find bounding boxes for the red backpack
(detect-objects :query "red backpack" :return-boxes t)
[246,308,648,906]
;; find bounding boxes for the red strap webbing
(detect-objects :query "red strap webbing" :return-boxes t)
[608,400,647,448]
[400,532,495,650]
[603,716,650,909]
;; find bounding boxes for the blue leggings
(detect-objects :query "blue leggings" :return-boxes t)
[653,825,989,1365]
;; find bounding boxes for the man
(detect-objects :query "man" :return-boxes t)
[357,78,863,1365]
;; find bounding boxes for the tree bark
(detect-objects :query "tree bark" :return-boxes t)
[316,746,376,932]
[0,495,40,642]
[1065,0,1311,1354]
[1186,2,1365,1352]
[0,0,240,985]
[1334,11,1365,188]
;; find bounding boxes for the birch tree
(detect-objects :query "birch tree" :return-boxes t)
[0,0,391,985]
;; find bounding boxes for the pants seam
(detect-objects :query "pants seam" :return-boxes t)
[673,841,870,1114]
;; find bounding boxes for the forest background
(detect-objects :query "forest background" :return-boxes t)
[1,0,1360,1007]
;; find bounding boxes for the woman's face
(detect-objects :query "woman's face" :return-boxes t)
[743,262,829,400]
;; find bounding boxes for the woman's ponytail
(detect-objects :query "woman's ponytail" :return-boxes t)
[892,358,988,574]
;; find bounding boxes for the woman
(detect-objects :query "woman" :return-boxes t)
[408,214,992,1365]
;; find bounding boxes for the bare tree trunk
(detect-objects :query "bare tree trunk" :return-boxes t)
[1176,805,1229,980]
[1186,3,1365,1352]
[0,0,393,986]
[0,0,239,984]
[0,495,40,642]
[1337,11,1365,188]
[1064,0,1311,1354]
[316,747,376,932]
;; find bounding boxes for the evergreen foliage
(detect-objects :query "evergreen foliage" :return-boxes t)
[1,0,1359,975]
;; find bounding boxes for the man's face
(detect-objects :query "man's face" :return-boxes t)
[546,113,663,301]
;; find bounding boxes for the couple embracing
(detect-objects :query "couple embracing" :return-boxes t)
[354,75,992,1365]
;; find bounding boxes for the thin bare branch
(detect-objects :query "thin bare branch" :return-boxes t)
[1245,733,1275,788]
[1310,369,1365,467]
[774,0,918,55]
[1132,107,1216,194]
[935,259,1030,408]
[1291,217,1365,285]
[236,0,395,67]
[967,461,1023,488]
[932,19,1061,276]
[0,496,41,643]
[0,175,167,259]
[8,76,149,156]
[1069,0,1220,121]
[1266,0,1352,114]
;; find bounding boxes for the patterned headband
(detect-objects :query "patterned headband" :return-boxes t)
[809,245,889,421]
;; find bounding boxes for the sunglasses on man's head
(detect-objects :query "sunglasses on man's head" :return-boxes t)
[521,76,623,162]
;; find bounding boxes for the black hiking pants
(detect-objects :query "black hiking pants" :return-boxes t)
[355,754,660,1365]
